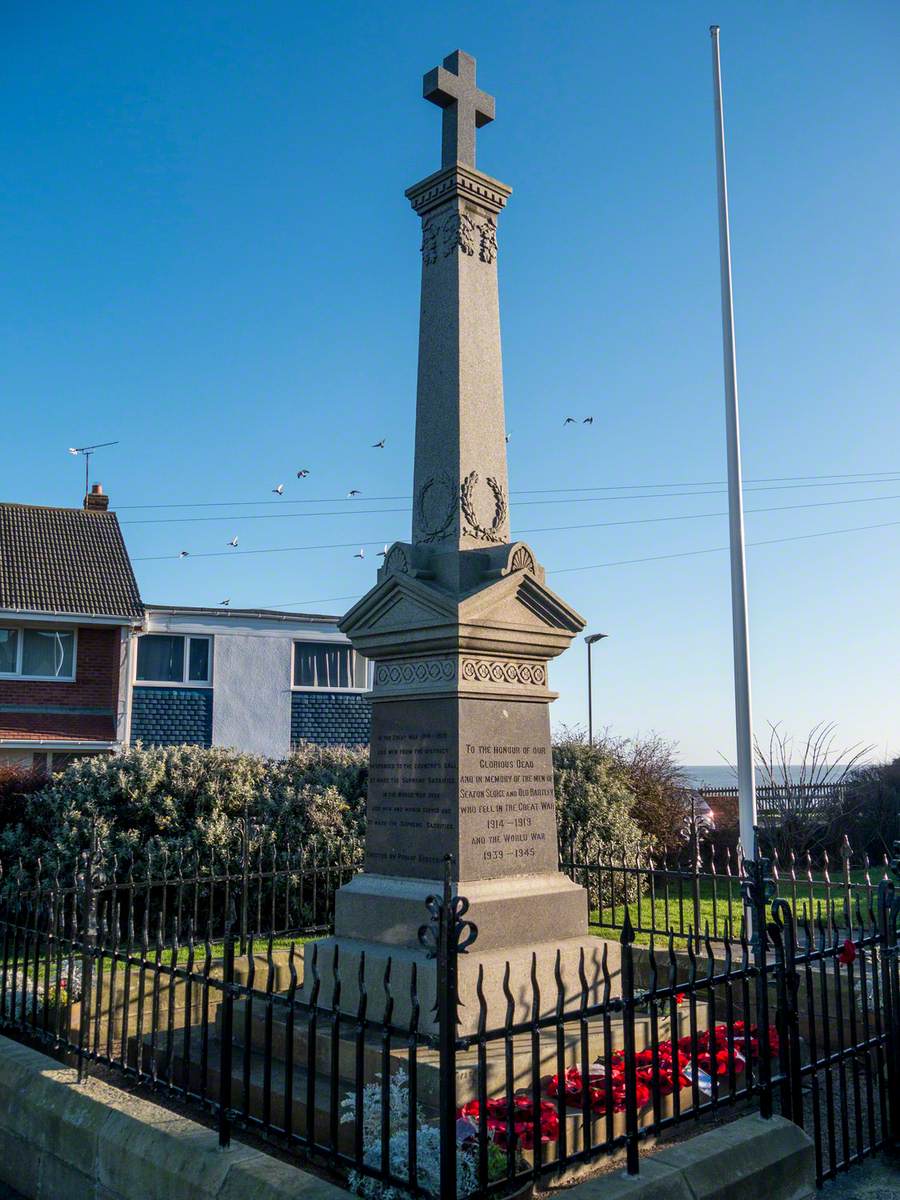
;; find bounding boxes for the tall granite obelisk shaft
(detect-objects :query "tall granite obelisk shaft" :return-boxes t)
[315,51,610,1031]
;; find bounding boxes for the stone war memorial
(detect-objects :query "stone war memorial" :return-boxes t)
[0,38,886,1200]
[310,49,613,1033]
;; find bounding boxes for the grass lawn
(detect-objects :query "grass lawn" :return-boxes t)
[588,867,883,947]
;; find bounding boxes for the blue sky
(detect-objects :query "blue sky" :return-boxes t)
[3,2,898,763]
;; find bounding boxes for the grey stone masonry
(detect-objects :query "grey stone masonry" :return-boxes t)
[130,687,213,747]
[290,692,370,748]
[312,51,598,1036]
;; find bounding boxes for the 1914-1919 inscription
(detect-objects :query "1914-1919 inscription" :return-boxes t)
[364,696,560,881]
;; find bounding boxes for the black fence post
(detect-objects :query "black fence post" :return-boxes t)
[620,911,640,1175]
[418,854,477,1200]
[219,900,236,1149]
[77,822,99,1084]
[239,802,250,956]
[689,808,702,943]
[770,898,803,1127]
[877,843,900,1152]
[741,849,776,1119]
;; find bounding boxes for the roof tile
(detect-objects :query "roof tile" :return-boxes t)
[0,503,143,620]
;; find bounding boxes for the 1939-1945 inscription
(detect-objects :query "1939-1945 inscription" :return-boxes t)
[364,697,560,881]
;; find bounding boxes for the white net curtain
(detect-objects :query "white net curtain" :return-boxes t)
[293,642,367,689]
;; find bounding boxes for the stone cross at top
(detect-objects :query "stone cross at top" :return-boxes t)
[423,50,495,170]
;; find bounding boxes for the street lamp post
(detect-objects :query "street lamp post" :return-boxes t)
[585,633,608,747]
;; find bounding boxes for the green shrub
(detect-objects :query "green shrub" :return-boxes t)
[841,757,900,859]
[0,742,367,887]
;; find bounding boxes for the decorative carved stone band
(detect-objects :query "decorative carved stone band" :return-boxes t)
[460,471,507,542]
[406,163,512,219]
[373,658,457,696]
[460,658,546,687]
[371,655,547,697]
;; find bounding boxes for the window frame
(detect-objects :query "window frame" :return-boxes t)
[291,640,370,692]
[0,625,78,682]
[134,633,213,688]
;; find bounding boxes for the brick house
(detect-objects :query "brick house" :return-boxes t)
[1,489,371,767]
[0,487,143,772]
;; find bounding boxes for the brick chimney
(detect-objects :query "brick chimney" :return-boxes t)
[84,482,110,511]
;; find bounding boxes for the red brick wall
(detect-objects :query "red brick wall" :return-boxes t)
[0,626,120,712]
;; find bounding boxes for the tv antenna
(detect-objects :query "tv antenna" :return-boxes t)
[68,441,119,496]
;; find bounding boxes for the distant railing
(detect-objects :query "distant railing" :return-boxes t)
[559,835,894,944]
[697,781,850,813]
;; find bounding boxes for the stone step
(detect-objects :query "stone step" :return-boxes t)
[223,997,705,1105]
[140,1027,392,1154]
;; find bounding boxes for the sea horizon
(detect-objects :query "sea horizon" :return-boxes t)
[678,764,828,789]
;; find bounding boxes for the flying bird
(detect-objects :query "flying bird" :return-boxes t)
[354,547,365,559]
[227,536,239,548]
[583,416,594,425]
[372,439,385,449]
[179,550,189,558]
[564,417,576,425]
[272,483,285,495]
[348,489,361,497]
[296,469,310,478]
[377,545,388,557]
[219,599,230,606]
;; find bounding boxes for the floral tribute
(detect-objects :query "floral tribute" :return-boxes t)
[457,1096,560,1151]
[457,1023,779,1152]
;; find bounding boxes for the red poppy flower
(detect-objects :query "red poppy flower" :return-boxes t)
[837,939,857,966]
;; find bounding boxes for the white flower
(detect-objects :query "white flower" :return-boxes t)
[341,1069,477,1199]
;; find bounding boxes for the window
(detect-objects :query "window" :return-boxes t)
[0,627,76,680]
[136,634,212,685]
[293,642,368,689]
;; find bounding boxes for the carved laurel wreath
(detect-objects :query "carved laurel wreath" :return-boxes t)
[460,471,507,543]
[416,473,457,543]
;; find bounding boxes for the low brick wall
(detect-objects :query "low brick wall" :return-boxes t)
[0,1036,345,1200]
[130,686,213,747]
[290,691,370,748]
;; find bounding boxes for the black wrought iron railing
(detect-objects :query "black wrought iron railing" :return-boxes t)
[0,844,897,1196]
[560,834,894,945]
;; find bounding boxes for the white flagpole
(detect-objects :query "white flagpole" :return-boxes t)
[710,25,758,858]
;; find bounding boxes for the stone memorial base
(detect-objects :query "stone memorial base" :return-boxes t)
[333,870,590,952]
[304,933,621,1037]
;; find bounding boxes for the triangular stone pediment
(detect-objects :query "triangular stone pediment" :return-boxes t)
[458,570,585,635]
[340,573,457,638]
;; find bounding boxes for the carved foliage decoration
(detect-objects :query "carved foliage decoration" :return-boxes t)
[479,217,498,263]
[416,472,457,543]
[421,212,497,265]
[460,471,507,543]
[421,218,438,266]
[442,211,477,257]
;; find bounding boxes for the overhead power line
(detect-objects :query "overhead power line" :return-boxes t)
[548,516,900,576]
[131,489,900,561]
[113,469,900,511]
[256,516,900,611]
[120,475,900,527]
